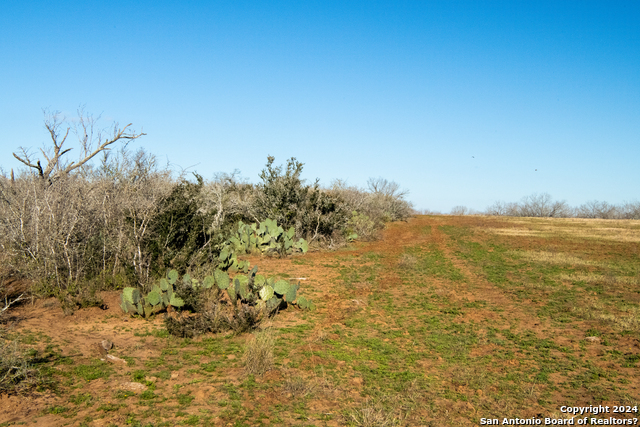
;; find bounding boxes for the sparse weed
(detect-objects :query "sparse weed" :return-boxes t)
[282,369,315,398]
[243,328,275,376]
[345,399,401,427]
[396,253,417,269]
[0,339,46,394]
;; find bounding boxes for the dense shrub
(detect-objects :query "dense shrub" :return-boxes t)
[144,174,218,275]
[0,147,173,292]
[365,177,414,222]
[199,171,256,234]
[343,211,377,241]
[252,157,349,242]
[253,156,308,229]
[329,178,414,240]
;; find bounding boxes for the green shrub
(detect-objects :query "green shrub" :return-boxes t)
[254,157,348,242]
[345,211,377,241]
[144,174,215,275]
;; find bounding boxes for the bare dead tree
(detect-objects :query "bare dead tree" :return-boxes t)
[367,177,409,199]
[575,200,619,219]
[12,108,145,184]
[1,293,27,315]
[517,193,571,218]
[450,205,469,216]
[330,179,369,212]
[620,201,640,220]
[366,177,413,221]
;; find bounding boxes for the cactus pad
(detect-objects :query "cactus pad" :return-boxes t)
[259,285,274,301]
[203,275,215,289]
[168,269,179,284]
[285,283,299,302]
[296,296,310,309]
[215,269,230,290]
[169,294,185,307]
[273,280,290,295]
[147,290,162,306]
[122,287,141,305]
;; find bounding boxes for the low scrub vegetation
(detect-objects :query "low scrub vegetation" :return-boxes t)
[242,328,276,376]
[0,110,413,306]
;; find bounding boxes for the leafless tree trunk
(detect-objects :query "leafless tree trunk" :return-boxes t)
[13,108,145,184]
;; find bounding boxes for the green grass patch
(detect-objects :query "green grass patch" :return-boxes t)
[73,362,112,382]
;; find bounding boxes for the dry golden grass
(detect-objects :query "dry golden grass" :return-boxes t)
[571,297,640,332]
[509,250,601,267]
[281,369,316,398]
[242,328,275,376]
[559,273,640,286]
[345,400,401,427]
[484,217,640,242]
[484,228,544,237]
[547,411,577,420]
[343,379,425,427]
[396,253,418,269]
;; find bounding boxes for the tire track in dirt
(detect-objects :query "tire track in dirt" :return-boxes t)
[429,216,591,351]
[429,216,640,411]
[296,217,435,329]
[429,219,544,332]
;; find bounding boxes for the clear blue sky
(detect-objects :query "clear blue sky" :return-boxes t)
[1,1,638,212]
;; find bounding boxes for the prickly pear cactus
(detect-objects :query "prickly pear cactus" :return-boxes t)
[203,275,215,289]
[120,287,141,313]
[215,269,230,290]
[221,218,309,262]
[296,296,310,309]
[146,289,162,306]
[259,285,274,302]
[168,269,179,285]
[119,270,187,318]
[120,261,313,329]
[285,283,298,302]
[273,280,290,296]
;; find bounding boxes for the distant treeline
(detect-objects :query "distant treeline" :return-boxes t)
[446,193,640,219]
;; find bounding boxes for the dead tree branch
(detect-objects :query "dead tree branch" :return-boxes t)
[1,293,27,314]
[12,109,146,183]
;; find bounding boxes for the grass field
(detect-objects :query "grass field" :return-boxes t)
[1,215,639,426]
